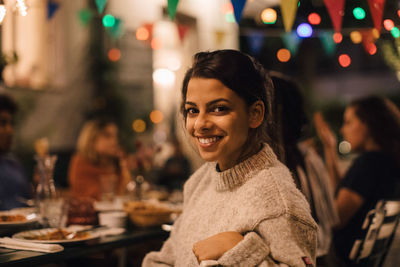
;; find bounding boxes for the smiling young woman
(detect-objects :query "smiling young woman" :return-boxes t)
[143,50,318,267]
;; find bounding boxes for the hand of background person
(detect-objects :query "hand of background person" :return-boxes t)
[313,112,337,151]
[192,231,243,263]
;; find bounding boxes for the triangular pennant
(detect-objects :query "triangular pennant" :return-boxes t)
[323,0,345,32]
[231,0,247,23]
[282,32,300,55]
[78,8,93,26]
[178,25,189,42]
[95,0,107,14]
[320,31,336,56]
[167,0,179,20]
[367,0,385,32]
[47,0,60,20]
[360,28,377,54]
[280,0,298,32]
[246,31,264,55]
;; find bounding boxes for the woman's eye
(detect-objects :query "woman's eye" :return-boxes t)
[186,108,198,114]
[213,106,228,113]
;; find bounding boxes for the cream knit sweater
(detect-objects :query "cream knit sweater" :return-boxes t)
[143,144,317,267]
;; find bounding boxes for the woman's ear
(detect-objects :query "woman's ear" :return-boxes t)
[249,100,265,129]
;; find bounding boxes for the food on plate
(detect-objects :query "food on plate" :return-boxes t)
[24,229,90,241]
[0,214,27,222]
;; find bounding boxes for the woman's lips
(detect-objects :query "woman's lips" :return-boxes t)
[196,136,222,147]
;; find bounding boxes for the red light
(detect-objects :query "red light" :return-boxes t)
[136,27,150,41]
[383,19,395,31]
[367,43,377,55]
[308,13,321,25]
[333,32,343,43]
[338,54,351,67]
[151,38,162,50]
[398,10,400,18]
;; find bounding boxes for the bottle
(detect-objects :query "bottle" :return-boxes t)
[35,155,58,227]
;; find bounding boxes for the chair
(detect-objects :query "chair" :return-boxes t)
[349,199,400,267]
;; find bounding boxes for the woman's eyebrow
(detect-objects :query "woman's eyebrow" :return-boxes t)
[185,98,231,107]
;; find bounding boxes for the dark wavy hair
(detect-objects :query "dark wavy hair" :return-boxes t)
[0,94,18,115]
[350,95,400,165]
[180,49,281,160]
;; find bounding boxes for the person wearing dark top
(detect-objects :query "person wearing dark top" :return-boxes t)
[0,94,31,210]
[315,95,400,266]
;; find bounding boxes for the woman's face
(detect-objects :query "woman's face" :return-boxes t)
[94,124,119,157]
[340,106,369,152]
[185,78,251,171]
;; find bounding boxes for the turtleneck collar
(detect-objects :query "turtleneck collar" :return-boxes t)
[212,143,278,191]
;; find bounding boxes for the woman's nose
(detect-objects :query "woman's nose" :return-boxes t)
[194,112,211,132]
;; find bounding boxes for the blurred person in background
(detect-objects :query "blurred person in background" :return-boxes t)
[314,95,400,266]
[270,72,338,264]
[68,118,131,200]
[0,94,31,210]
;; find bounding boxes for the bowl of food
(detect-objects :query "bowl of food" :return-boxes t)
[123,201,180,227]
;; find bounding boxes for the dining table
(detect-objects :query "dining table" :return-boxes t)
[0,226,169,267]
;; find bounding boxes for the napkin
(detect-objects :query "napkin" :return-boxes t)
[0,237,64,253]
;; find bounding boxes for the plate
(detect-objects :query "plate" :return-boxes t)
[12,227,100,244]
[0,211,38,226]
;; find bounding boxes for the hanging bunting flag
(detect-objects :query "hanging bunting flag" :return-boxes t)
[167,0,179,20]
[323,0,345,32]
[178,25,189,42]
[47,0,60,20]
[282,32,300,55]
[367,0,385,32]
[231,0,247,23]
[320,31,336,56]
[360,28,377,54]
[280,0,298,32]
[215,31,226,46]
[246,31,264,55]
[78,8,93,26]
[95,0,107,14]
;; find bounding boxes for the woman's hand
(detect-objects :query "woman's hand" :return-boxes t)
[192,231,243,263]
[313,112,337,150]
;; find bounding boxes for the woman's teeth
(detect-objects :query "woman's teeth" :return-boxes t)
[198,137,221,144]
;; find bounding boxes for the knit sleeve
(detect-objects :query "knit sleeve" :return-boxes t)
[217,215,317,267]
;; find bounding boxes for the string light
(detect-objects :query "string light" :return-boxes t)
[16,0,27,17]
[102,14,115,27]
[136,26,150,41]
[391,27,400,38]
[261,8,277,24]
[0,5,6,24]
[277,48,291,62]
[150,110,164,124]
[297,23,313,38]
[338,54,351,67]
[132,119,146,133]
[350,31,362,44]
[383,19,395,31]
[108,48,121,62]
[308,13,321,25]
[151,38,162,50]
[353,7,366,20]
[367,43,377,55]
[333,32,343,43]
[153,68,175,86]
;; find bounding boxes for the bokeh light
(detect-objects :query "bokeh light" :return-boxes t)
[108,48,121,62]
[225,13,235,23]
[398,10,400,18]
[150,110,164,124]
[333,32,343,43]
[339,141,351,154]
[350,31,362,44]
[153,68,176,86]
[153,130,167,144]
[308,13,321,25]
[136,26,150,41]
[277,48,291,62]
[102,14,116,27]
[391,27,400,38]
[367,43,377,55]
[132,119,146,133]
[297,23,313,38]
[0,5,6,24]
[338,54,351,68]
[261,8,277,24]
[372,28,380,39]
[151,38,162,50]
[383,19,394,31]
[353,7,366,20]
[221,3,234,14]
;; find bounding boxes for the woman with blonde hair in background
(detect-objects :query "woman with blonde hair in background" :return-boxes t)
[68,118,131,200]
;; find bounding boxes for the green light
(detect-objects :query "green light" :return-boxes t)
[391,27,400,38]
[353,7,366,20]
[102,14,115,27]
[225,13,235,23]
[298,1,300,7]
